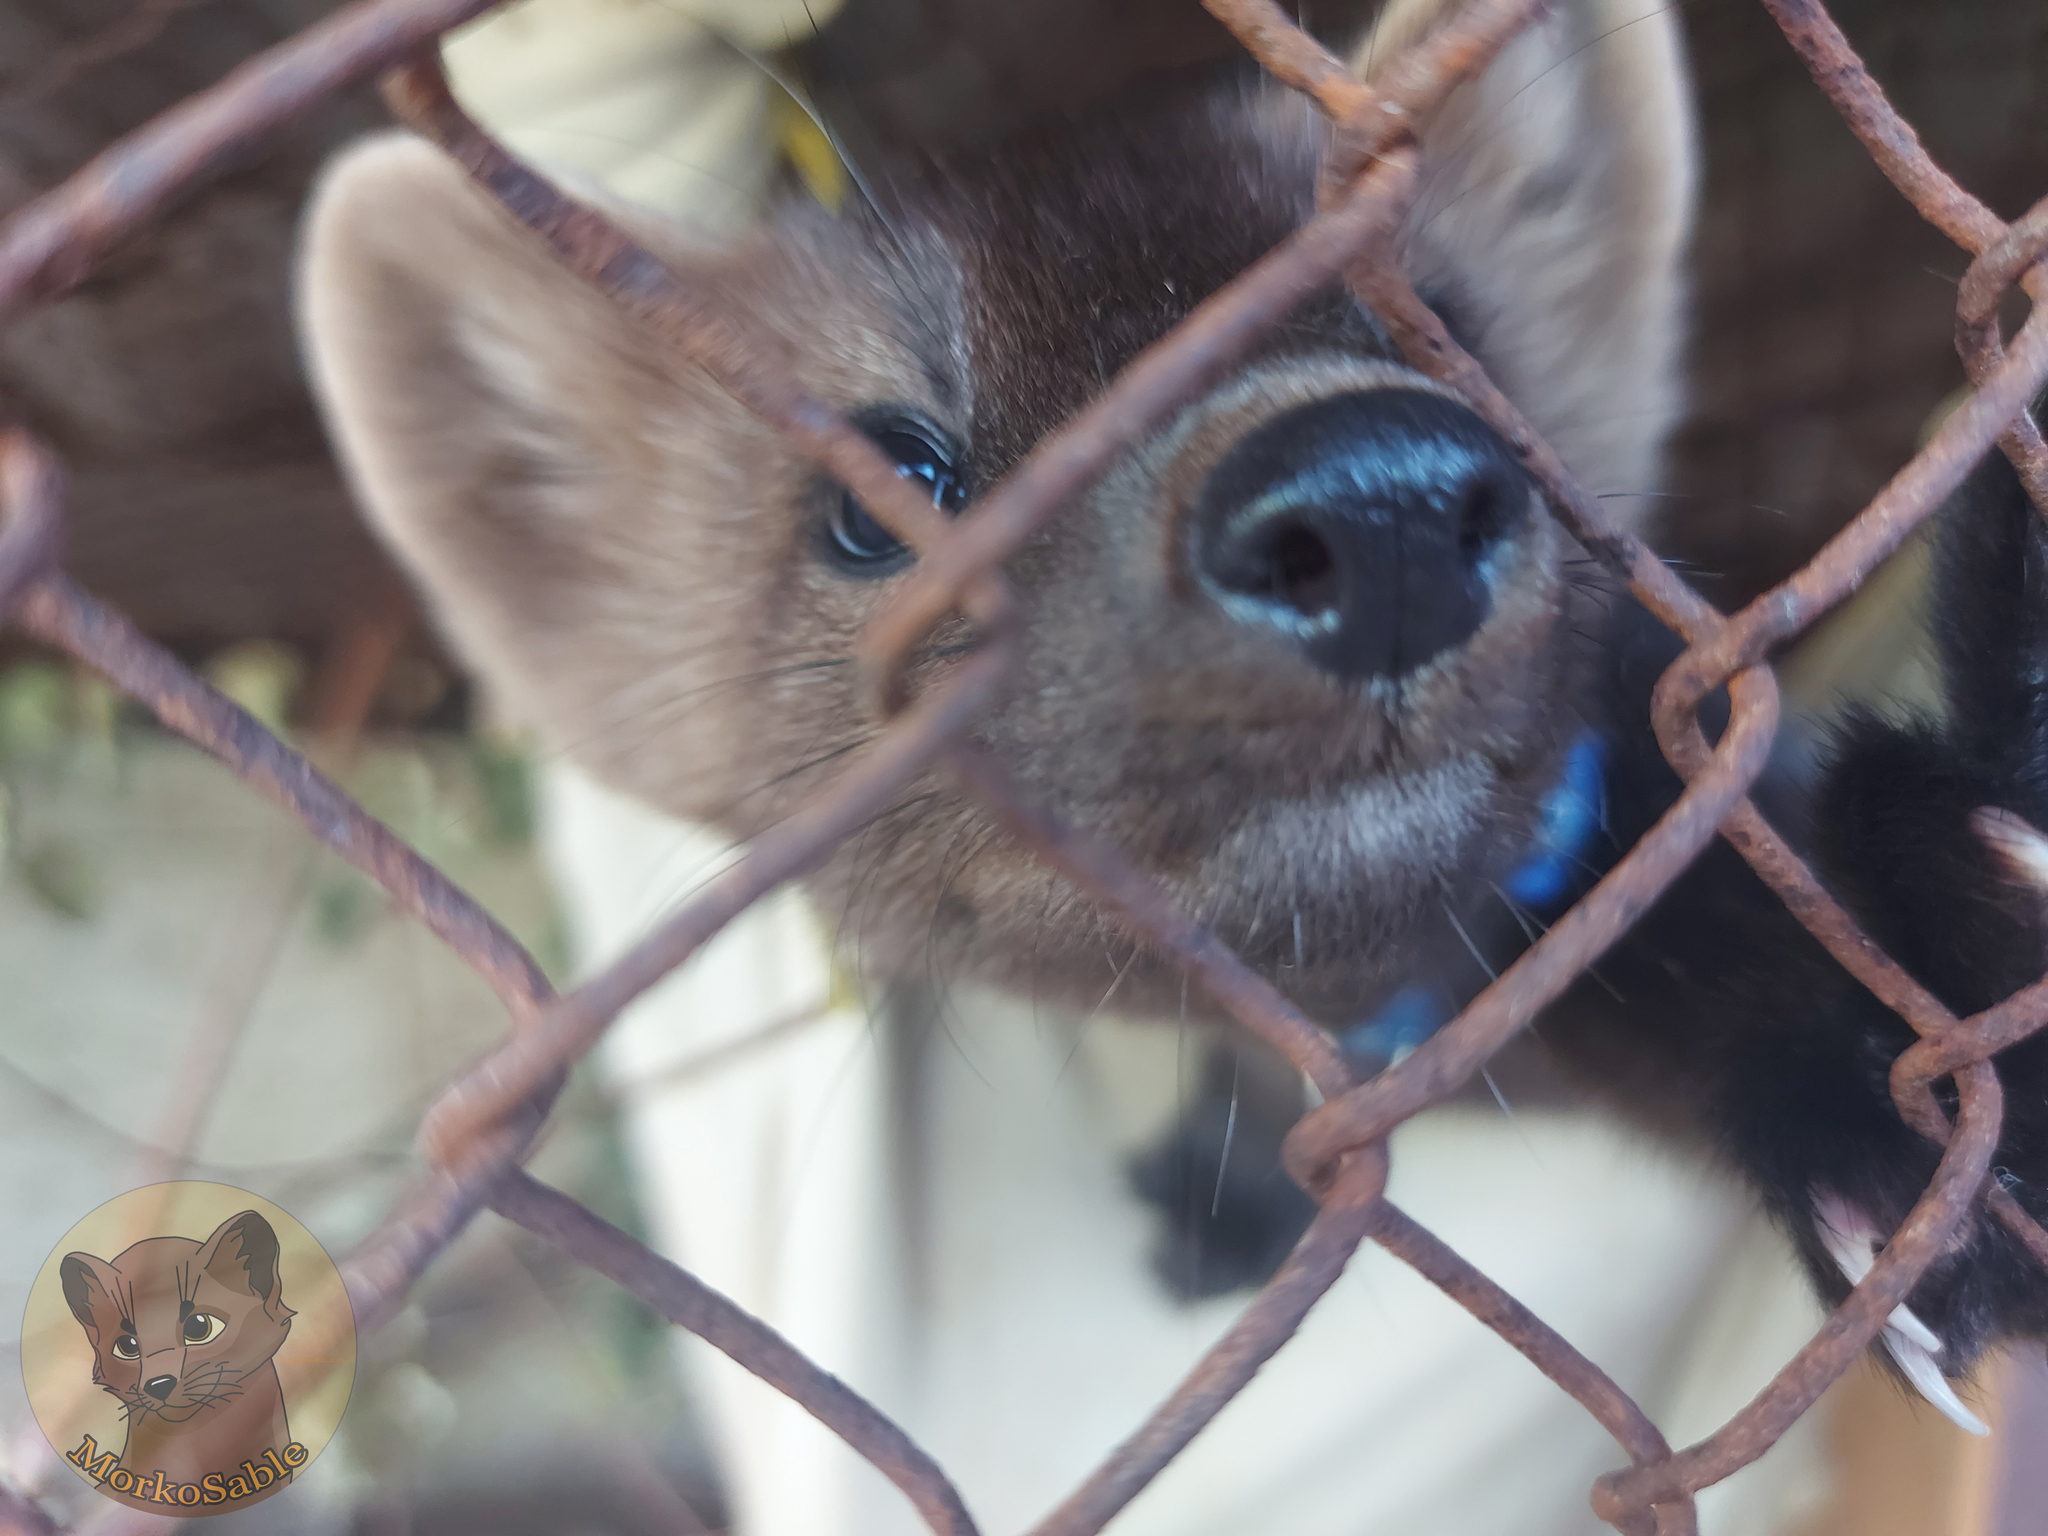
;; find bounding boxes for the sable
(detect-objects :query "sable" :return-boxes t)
[295,0,2040,1467]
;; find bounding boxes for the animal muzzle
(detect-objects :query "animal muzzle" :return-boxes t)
[1190,390,1533,681]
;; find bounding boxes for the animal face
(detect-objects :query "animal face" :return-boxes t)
[61,1211,294,1427]
[297,0,1694,1030]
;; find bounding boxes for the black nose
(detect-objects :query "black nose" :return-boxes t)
[1191,390,1532,680]
[143,1375,176,1401]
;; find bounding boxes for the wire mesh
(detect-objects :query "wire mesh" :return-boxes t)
[1,0,2046,1532]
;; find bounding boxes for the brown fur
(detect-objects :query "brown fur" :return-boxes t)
[61,1211,295,1512]
[296,0,1694,1027]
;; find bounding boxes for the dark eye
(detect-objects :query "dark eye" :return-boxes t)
[183,1313,226,1345]
[112,1334,139,1360]
[826,425,966,572]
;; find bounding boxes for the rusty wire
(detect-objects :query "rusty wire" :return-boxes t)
[2,0,2047,1531]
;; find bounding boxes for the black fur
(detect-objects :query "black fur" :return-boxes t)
[1576,431,2048,1370]
[1130,1043,1318,1298]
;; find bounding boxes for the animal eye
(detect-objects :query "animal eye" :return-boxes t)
[826,425,966,572]
[183,1313,226,1345]
[112,1334,139,1360]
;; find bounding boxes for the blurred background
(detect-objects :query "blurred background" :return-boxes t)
[1,0,2045,1531]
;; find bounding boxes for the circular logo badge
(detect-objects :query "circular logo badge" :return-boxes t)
[19,1182,356,1515]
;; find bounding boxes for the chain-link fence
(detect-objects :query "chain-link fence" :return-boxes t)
[2,0,2046,1531]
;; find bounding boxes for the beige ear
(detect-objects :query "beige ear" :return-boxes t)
[296,134,781,779]
[1355,0,1697,520]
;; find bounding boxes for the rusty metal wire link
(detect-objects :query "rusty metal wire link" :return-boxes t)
[0,0,501,323]
[1956,198,2048,511]
[0,433,62,616]
[3,0,2048,1531]
[1024,1148,1393,1536]
[491,1171,983,1536]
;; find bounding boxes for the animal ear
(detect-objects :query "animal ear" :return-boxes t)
[295,132,768,752]
[59,1253,119,1336]
[196,1212,291,1323]
[1354,0,1697,518]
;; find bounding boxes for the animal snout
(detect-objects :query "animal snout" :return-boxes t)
[143,1374,176,1401]
[1190,390,1532,681]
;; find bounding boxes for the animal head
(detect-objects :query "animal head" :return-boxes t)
[61,1211,294,1424]
[297,0,1694,1026]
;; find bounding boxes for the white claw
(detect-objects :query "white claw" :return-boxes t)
[1813,1192,1990,1436]
[1885,1302,1945,1356]
[1816,1197,1876,1286]
[1882,1326,1990,1436]
[1971,805,2048,896]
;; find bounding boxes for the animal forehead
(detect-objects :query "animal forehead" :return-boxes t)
[98,1238,203,1315]
[193,1265,263,1306]
[888,74,1385,466]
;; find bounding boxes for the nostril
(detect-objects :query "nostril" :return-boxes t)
[1456,476,1515,567]
[1237,519,1340,621]
[143,1375,175,1401]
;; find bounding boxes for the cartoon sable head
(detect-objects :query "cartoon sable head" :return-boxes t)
[61,1210,297,1510]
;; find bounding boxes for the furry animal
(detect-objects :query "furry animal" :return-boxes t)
[60,1210,297,1511]
[296,0,2044,1479]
